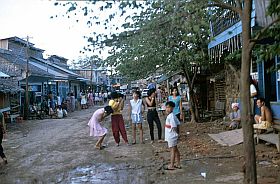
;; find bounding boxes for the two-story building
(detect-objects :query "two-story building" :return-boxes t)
[208,0,280,117]
[0,36,84,116]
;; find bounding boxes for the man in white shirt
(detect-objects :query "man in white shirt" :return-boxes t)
[250,76,258,114]
[164,101,181,170]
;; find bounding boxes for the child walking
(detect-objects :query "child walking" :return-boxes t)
[0,112,8,164]
[128,90,145,144]
[164,101,181,170]
[88,106,114,150]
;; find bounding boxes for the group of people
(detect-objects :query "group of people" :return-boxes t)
[224,98,272,132]
[88,87,183,170]
[223,75,273,131]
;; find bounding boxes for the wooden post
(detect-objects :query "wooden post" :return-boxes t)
[24,36,30,120]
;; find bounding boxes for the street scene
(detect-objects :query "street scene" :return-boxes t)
[1,0,280,184]
[0,100,278,184]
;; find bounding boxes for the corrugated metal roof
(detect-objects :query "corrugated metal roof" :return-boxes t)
[31,57,79,77]
[29,61,68,79]
[0,51,53,78]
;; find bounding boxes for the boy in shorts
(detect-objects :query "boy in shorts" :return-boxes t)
[164,101,181,170]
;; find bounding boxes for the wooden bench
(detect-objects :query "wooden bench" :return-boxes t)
[255,118,280,152]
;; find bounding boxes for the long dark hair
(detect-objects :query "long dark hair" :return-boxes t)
[170,87,180,96]
[147,88,156,97]
[104,106,114,114]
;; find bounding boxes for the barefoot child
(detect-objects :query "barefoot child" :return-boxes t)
[109,92,129,146]
[164,101,181,170]
[88,106,114,150]
[128,90,145,144]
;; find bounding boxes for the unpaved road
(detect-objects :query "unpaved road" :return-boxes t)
[0,100,279,184]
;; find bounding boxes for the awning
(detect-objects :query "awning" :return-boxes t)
[157,75,168,84]
[0,71,10,78]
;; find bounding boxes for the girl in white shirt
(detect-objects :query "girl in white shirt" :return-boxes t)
[128,91,145,144]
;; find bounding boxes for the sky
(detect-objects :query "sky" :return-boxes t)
[0,0,120,64]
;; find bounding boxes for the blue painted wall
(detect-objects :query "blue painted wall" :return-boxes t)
[271,102,280,119]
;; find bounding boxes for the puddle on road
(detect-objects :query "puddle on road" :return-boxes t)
[66,163,150,184]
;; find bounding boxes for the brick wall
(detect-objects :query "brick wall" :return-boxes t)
[224,64,240,115]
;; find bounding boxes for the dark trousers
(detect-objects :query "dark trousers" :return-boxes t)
[0,131,6,159]
[147,110,162,140]
[111,114,128,144]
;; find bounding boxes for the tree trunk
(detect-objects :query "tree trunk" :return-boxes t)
[189,89,198,123]
[240,1,257,183]
[181,66,200,123]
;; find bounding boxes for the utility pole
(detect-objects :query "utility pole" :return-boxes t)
[24,36,30,120]
[90,60,93,91]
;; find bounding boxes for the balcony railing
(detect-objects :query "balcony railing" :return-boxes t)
[211,11,240,37]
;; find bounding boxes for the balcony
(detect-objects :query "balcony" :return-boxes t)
[211,11,240,37]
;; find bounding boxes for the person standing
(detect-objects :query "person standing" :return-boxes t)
[168,87,183,122]
[88,91,94,106]
[164,101,181,170]
[88,106,114,150]
[0,112,8,164]
[156,87,162,104]
[109,92,129,146]
[57,93,62,107]
[66,93,71,112]
[104,91,108,103]
[128,91,145,144]
[81,91,87,109]
[145,88,163,143]
[250,76,258,114]
[70,92,75,112]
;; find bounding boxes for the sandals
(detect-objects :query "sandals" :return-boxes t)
[95,145,106,150]
[95,146,102,150]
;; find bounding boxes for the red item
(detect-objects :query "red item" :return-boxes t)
[111,114,128,144]
[165,124,171,128]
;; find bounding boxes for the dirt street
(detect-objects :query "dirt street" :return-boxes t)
[0,99,279,184]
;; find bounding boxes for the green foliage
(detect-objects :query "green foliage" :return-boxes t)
[267,0,280,16]
[253,1,280,67]
[103,1,211,81]
[55,0,211,81]
[72,55,103,69]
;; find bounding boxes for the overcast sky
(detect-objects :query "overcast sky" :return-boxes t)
[0,0,118,63]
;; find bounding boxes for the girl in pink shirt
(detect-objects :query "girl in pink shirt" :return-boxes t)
[88,106,113,150]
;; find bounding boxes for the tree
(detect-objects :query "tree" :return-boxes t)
[55,1,280,182]
[73,55,102,90]
[100,1,210,123]
[208,0,280,183]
